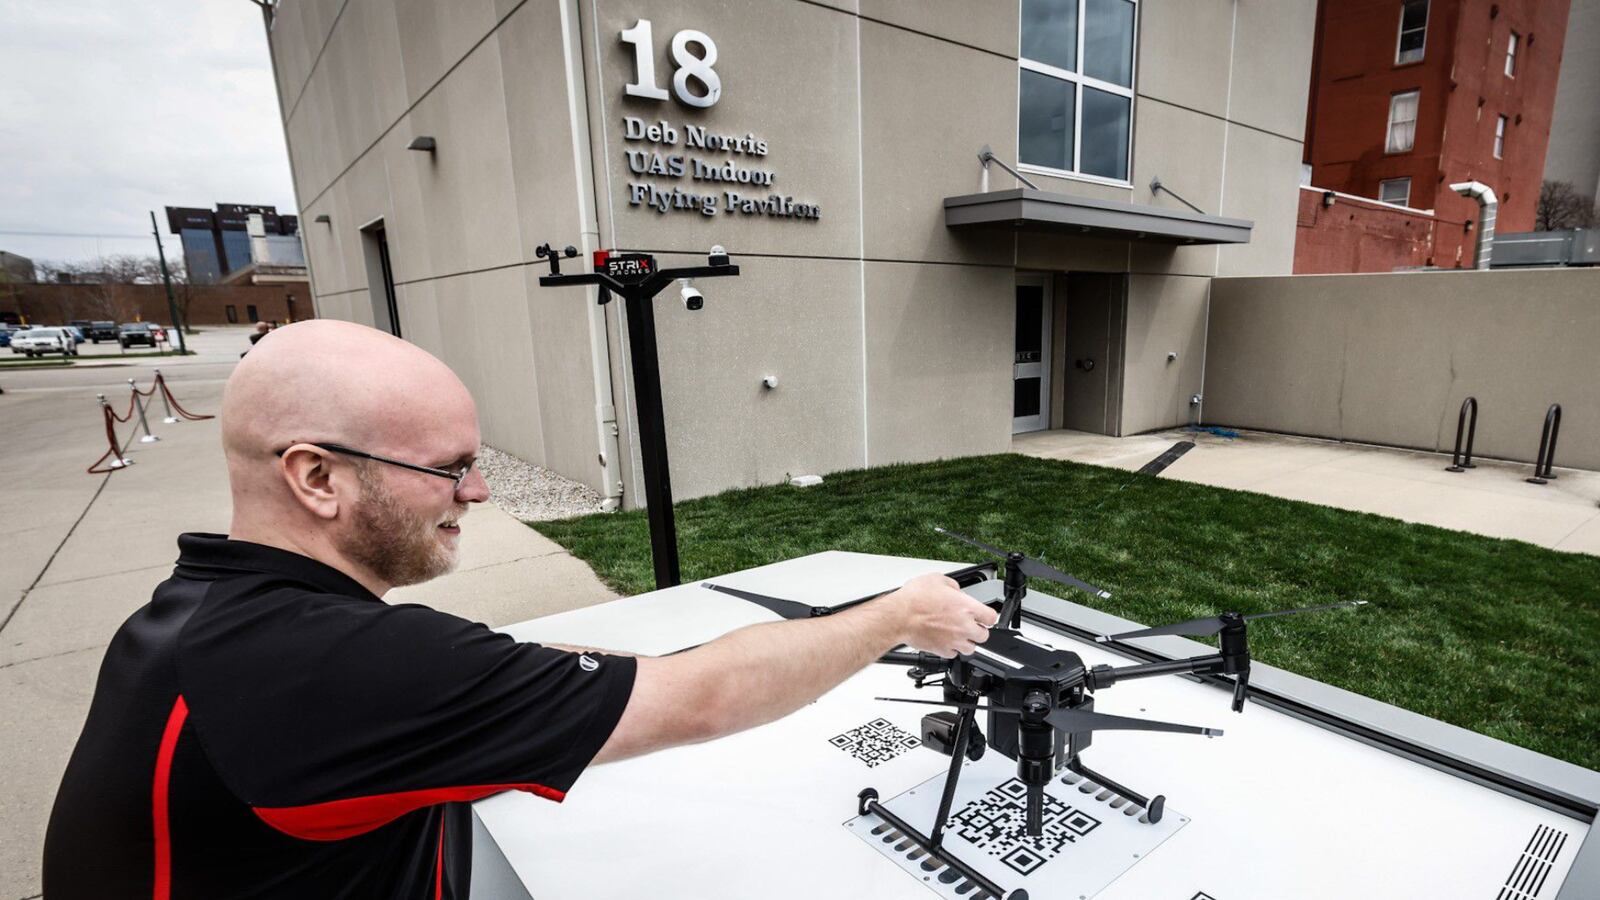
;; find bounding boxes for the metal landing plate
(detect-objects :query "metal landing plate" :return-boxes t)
[846,752,1189,900]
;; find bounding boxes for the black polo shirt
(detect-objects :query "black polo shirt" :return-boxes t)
[44,534,636,899]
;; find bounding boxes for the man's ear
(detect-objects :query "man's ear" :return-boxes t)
[279,445,343,520]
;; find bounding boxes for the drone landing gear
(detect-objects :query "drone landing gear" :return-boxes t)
[1065,756,1165,824]
[856,789,1027,900]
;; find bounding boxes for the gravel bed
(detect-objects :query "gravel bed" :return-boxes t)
[479,445,608,522]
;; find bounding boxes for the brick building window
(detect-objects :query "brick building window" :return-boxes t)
[1018,0,1137,183]
[247,304,259,323]
[1505,32,1518,77]
[225,305,238,324]
[1494,115,1507,159]
[1386,90,1419,153]
[1396,0,1428,64]
[1379,177,1411,205]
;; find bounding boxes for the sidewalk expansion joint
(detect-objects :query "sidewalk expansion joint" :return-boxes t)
[33,562,172,590]
[0,644,103,672]
[0,473,112,638]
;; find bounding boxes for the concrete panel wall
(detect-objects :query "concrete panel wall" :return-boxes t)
[653,255,869,498]
[1121,274,1207,434]
[864,262,1013,466]
[1205,269,1600,469]
[270,0,1318,504]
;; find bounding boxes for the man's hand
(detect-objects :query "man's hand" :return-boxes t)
[880,573,999,658]
[594,571,1000,764]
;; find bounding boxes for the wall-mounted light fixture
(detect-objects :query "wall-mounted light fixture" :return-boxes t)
[1322,191,1336,208]
[314,214,331,224]
[407,136,437,153]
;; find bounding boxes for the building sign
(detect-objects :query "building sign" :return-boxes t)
[618,20,821,222]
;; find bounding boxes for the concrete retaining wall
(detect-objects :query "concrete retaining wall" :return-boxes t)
[1204,268,1600,470]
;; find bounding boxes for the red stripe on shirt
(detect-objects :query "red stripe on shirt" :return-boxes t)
[152,695,190,900]
[435,817,445,900]
[252,782,565,841]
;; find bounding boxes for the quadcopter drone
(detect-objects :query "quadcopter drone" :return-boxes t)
[703,527,1365,900]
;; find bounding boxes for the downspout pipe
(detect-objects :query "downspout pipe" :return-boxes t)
[1450,181,1498,269]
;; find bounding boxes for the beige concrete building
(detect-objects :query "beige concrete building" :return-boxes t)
[264,0,1316,507]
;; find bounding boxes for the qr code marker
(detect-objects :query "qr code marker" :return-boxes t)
[829,718,921,767]
[947,778,1101,875]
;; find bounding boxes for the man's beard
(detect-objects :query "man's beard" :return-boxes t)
[339,464,460,589]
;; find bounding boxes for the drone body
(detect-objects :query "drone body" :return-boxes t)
[705,527,1364,900]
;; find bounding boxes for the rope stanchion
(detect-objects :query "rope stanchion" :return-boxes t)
[153,368,180,424]
[87,398,134,474]
[128,379,161,444]
[84,373,213,475]
[153,371,214,421]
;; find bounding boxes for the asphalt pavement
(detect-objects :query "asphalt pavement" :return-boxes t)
[0,326,617,900]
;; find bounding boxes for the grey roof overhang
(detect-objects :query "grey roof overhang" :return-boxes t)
[944,187,1254,245]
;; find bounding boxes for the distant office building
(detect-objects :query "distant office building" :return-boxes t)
[164,204,304,284]
[0,250,36,282]
[1299,0,1571,269]
[1544,0,1600,218]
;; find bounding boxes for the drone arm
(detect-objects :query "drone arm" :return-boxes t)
[1086,653,1224,689]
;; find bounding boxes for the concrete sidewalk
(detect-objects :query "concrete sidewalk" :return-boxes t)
[0,369,616,899]
[1014,427,1600,555]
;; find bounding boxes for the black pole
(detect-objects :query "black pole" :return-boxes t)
[622,292,680,589]
[149,211,187,354]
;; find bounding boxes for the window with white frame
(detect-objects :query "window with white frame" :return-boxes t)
[1505,31,1519,76]
[1386,90,1419,153]
[1494,115,1507,159]
[1018,0,1137,183]
[1379,177,1412,205]
[1396,0,1428,64]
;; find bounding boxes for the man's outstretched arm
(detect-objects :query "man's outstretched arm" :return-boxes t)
[593,574,997,764]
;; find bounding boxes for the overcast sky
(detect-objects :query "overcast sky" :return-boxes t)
[0,0,296,266]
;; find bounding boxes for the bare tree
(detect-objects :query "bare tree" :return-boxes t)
[164,257,199,333]
[1535,180,1597,231]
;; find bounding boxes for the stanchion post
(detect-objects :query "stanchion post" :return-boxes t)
[130,378,161,443]
[99,394,132,468]
[153,369,179,424]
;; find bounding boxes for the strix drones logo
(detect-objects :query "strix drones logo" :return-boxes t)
[829,718,921,768]
[947,778,1100,876]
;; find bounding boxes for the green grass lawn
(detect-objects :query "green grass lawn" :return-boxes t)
[533,453,1600,771]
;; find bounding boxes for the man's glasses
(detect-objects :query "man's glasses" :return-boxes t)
[278,442,475,491]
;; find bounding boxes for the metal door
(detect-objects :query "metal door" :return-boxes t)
[1012,276,1052,433]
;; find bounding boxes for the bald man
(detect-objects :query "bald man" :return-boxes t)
[43,321,997,899]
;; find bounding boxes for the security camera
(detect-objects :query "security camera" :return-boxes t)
[679,279,704,311]
[709,244,729,267]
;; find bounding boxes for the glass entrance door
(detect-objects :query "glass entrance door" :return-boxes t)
[1012,276,1052,433]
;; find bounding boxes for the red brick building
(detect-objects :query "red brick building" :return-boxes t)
[1301,0,1570,269]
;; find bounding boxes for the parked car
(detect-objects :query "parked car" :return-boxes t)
[63,325,86,343]
[119,322,157,348]
[149,324,166,342]
[11,326,78,357]
[87,321,118,343]
[69,319,93,333]
[0,324,17,348]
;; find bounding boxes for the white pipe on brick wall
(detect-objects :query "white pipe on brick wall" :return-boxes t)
[1450,181,1499,269]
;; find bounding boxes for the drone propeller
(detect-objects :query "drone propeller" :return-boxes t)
[701,582,825,620]
[1095,600,1368,643]
[879,696,1221,738]
[934,527,1112,600]
[1044,705,1223,738]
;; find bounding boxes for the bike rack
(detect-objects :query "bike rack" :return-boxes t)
[1526,403,1562,485]
[1445,397,1478,472]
